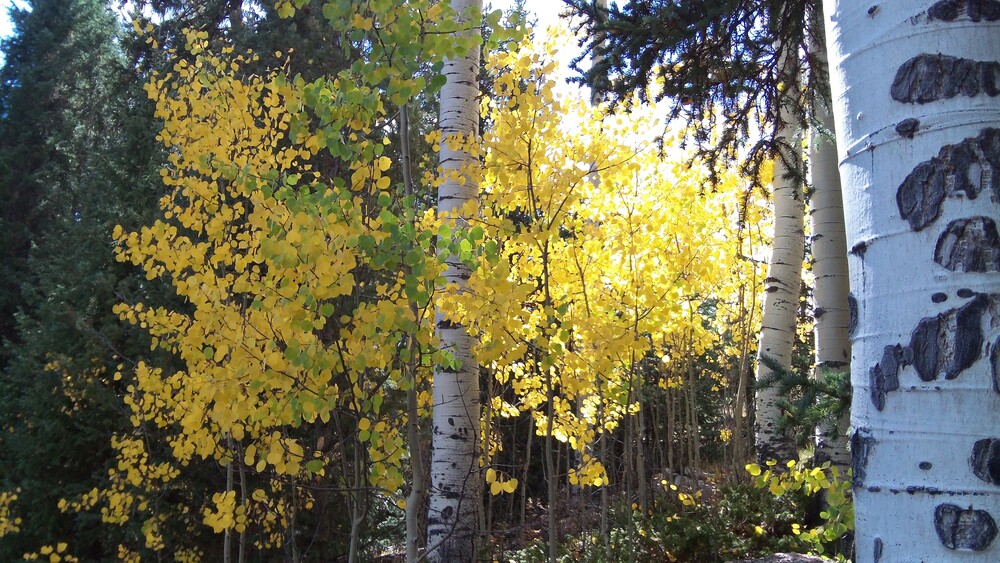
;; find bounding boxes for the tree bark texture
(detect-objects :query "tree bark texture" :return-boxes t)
[808,33,852,472]
[823,1,1000,560]
[426,0,483,560]
[755,49,806,465]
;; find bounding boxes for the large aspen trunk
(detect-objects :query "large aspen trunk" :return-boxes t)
[426,1,483,560]
[823,2,1000,561]
[754,50,806,464]
[808,31,852,472]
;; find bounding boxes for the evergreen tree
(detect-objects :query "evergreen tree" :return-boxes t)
[562,0,817,187]
[0,1,171,558]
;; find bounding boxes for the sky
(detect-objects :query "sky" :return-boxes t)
[0,0,21,38]
[0,0,24,67]
[0,0,23,36]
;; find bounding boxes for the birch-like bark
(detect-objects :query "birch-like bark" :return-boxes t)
[754,49,806,465]
[823,2,1000,560]
[426,0,482,560]
[808,31,851,472]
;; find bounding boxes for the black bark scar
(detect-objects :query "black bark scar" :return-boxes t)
[934,216,1000,272]
[852,429,875,488]
[897,127,1000,231]
[870,345,903,410]
[991,336,1000,393]
[908,293,988,382]
[969,438,1000,485]
[928,0,1000,21]
[891,54,1000,104]
[848,294,858,336]
[934,503,998,551]
[867,294,994,409]
[971,438,1000,485]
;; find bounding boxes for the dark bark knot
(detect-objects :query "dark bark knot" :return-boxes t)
[870,345,903,410]
[991,336,1000,393]
[852,429,875,488]
[928,0,1000,21]
[896,118,920,139]
[934,503,998,551]
[935,216,1000,272]
[848,294,858,336]
[440,505,454,522]
[850,241,868,257]
[971,438,1000,485]
[891,54,1000,104]
[897,127,1000,232]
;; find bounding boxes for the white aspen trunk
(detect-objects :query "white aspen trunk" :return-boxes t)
[809,33,852,472]
[823,2,1000,561]
[755,51,806,464]
[426,0,482,560]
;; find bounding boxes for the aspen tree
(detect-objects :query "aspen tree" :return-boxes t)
[426,0,484,559]
[824,1,1000,560]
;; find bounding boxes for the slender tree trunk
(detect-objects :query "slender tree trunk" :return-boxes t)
[238,446,246,563]
[807,35,852,472]
[666,384,675,474]
[733,283,753,480]
[520,415,533,532]
[598,384,610,558]
[426,1,483,560]
[224,448,233,563]
[823,2,1000,560]
[754,46,806,464]
[348,444,364,563]
[545,394,557,563]
[400,103,426,563]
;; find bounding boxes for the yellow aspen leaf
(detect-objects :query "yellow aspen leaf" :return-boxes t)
[770,479,785,496]
[243,444,256,466]
[351,13,373,31]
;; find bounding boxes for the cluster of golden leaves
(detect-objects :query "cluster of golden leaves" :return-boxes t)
[446,33,768,488]
[42,10,769,558]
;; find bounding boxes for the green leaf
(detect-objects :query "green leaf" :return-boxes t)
[429,74,448,94]
[404,248,423,267]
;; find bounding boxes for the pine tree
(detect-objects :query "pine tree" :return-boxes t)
[0,0,171,558]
